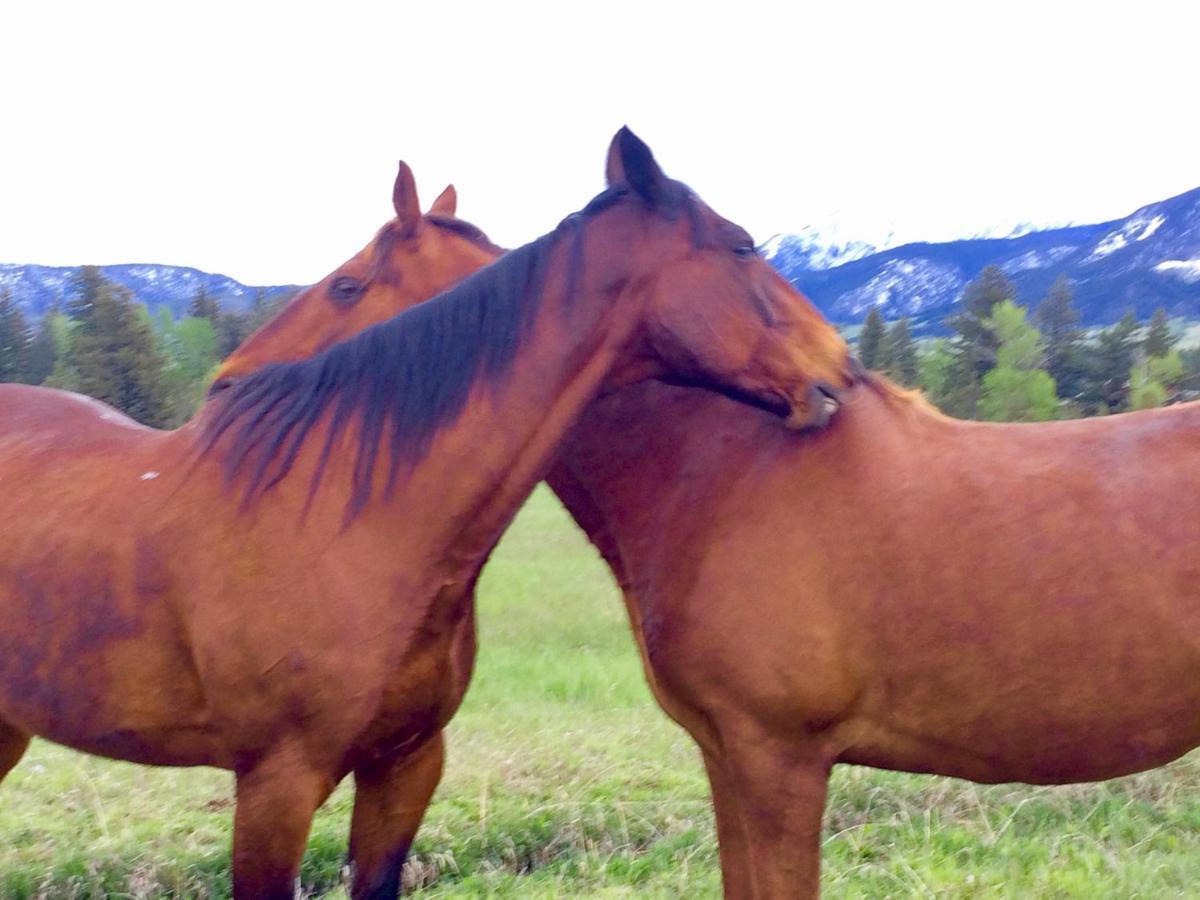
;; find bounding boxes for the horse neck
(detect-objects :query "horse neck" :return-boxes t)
[546,376,937,590]
[340,237,646,573]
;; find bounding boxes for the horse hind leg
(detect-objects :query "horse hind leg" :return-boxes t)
[0,718,31,784]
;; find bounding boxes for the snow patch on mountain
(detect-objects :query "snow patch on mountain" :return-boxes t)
[1137,215,1165,240]
[835,259,964,318]
[761,228,882,272]
[1001,246,1077,274]
[1155,259,1200,282]
[1086,214,1167,263]
[1088,231,1128,261]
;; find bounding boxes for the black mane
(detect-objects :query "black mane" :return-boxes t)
[205,184,694,519]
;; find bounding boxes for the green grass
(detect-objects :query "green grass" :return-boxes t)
[4,487,1200,897]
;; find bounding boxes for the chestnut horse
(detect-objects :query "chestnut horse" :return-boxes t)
[0,160,498,897]
[0,128,854,899]
[547,376,1200,897]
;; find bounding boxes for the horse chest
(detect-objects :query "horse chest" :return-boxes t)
[356,583,477,758]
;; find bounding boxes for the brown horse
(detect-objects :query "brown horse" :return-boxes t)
[0,163,497,898]
[0,128,854,899]
[547,375,1200,897]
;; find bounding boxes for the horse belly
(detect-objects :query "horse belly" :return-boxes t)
[0,551,218,767]
[845,618,1200,784]
[836,500,1200,784]
[844,703,1200,785]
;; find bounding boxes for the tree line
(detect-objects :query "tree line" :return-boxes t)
[3,262,1199,428]
[0,267,288,426]
[856,265,1200,421]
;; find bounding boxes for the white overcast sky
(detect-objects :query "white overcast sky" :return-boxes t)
[2,1,1197,285]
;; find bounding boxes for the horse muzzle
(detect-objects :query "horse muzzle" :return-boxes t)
[784,382,842,432]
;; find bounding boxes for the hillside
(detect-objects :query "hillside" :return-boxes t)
[0,263,295,319]
[768,186,1200,327]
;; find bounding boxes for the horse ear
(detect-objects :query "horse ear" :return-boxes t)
[428,184,457,217]
[392,161,421,238]
[605,126,668,207]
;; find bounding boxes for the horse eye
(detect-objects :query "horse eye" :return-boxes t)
[733,244,758,258]
[329,276,364,305]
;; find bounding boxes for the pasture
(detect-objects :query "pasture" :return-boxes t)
[3,488,1199,898]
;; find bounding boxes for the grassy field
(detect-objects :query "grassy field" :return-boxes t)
[3,488,1200,898]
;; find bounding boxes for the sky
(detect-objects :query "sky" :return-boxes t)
[2,1,1198,286]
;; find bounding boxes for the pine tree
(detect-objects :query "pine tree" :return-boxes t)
[881,317,919,386]
[1081,311,1139,414]
[977,300,1059,422]
[188,286,221,321]
[1182,347,1200,387]
[41,312,80,391]
[23,314,58,384]
[1143,307,1175,358]
[947,265,1016,375]
[942,265,1017,418]
[69,274,170,426]
[245,288,279,333]
[1033,275,1087,402]
[214,309,250,358]
[66,266,110,322]
[858,307,886,370]
[188,286,257,359]
[0,288,31,382]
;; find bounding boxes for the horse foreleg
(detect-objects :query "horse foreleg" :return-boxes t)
[348,731,446,899]
[718,729,831,899]
[231,742,336,900]
[701,749,755,899]
[0,718,30,784]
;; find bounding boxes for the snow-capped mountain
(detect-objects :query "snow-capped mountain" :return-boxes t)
[0,263,296,320]
[767,186,1200,327]
[760,226,888,273]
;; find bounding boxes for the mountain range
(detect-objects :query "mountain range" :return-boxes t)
[3,185,1199,329]
[0,263,296,321]
[768,186,1200,329]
